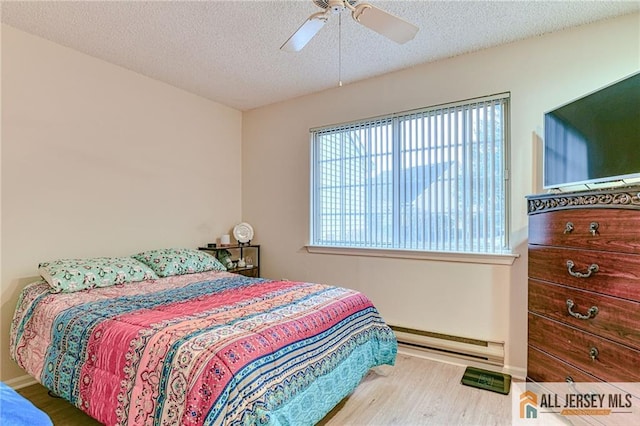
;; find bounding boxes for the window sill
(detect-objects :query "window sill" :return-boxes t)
[305,245,519,265]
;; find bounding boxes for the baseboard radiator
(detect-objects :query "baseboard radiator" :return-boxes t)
[390,325,504,366]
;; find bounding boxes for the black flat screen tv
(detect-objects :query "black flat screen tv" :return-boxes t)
[543,72,640,191]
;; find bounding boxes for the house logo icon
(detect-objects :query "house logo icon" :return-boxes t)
[520,390,538,419]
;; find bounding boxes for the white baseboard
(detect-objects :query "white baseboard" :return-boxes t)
[503,365,527,381]
[398,345,526,380]
[4,374,37,390]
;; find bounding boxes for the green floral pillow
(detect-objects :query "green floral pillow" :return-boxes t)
[131,248,226,278]
[39,257,159,293]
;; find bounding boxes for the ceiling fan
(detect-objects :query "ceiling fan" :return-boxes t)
[281,0,419,52]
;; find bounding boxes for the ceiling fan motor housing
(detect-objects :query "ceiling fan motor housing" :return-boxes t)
[314,0,358,13]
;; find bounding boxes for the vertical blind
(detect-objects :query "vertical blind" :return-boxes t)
[310,93,510,255]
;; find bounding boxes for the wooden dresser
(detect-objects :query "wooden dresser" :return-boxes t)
[526,187,640,384]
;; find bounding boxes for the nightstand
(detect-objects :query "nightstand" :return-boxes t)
[199,244,260,278]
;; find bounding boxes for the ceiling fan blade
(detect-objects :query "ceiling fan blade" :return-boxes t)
[280,12,328,52]
[352,4,418,44]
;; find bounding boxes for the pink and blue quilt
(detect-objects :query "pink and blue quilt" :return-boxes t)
[10,270,396,425]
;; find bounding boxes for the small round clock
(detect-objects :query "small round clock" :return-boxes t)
[233,222,254,244]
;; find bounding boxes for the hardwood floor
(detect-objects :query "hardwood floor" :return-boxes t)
[18,354,512,425]
[17,384,101,425]
[320,354,512,425]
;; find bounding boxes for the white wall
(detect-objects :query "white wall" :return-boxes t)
[0,25,243,382]
[242,13,640,375]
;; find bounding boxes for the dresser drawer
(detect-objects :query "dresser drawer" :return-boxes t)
[529,279,640,349]
[528,345,600,383]
[529,209,640,253]
[528,313,640,382]
[529,245,640,301]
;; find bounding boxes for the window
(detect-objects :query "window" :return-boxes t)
[310,93,510,255]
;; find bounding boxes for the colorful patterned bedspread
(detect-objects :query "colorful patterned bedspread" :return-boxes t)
[10,270,397,425]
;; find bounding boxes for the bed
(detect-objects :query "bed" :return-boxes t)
[10,250,397,426]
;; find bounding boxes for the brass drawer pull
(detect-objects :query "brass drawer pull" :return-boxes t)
[589,347,599,361]
[564,222,574,234]
[566,375,596,395]
[566,260,599,278]
[566,299,599,320]
[589,222,599,236]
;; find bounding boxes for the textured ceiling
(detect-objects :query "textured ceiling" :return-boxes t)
[2,1,639,111]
